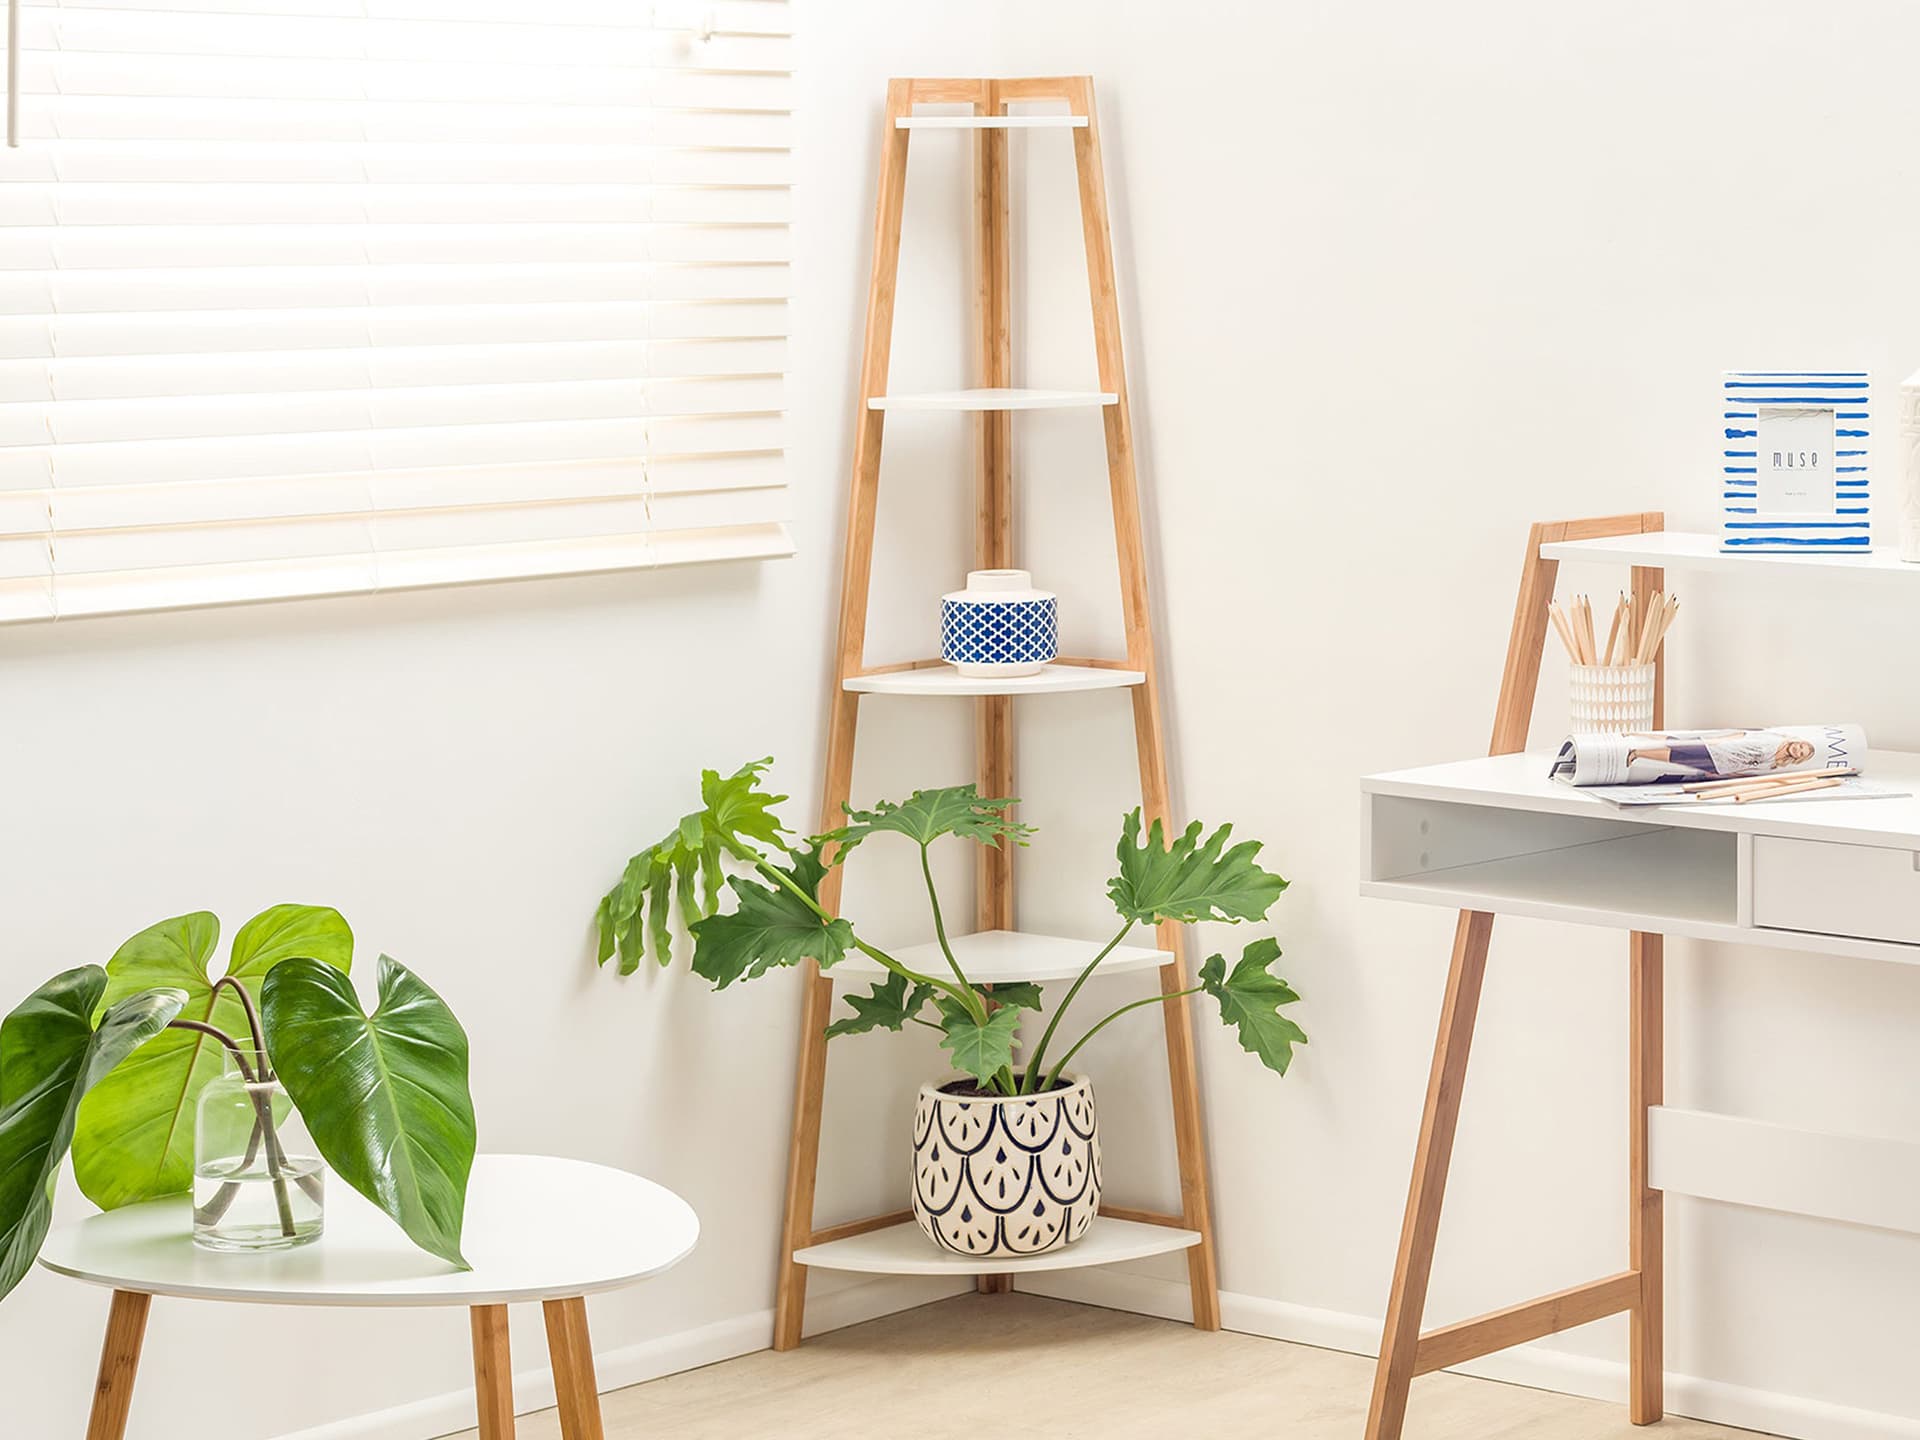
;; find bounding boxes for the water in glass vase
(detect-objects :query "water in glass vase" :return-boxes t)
[193,1152,325,1251]
[192,1045,326,1251]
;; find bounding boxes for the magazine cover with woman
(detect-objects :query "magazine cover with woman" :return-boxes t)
[1551,724,1864,788]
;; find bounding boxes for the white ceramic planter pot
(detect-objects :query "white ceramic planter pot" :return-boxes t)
[911,1074,1102,1258]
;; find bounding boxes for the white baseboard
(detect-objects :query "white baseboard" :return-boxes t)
[1018,1268,1920,1440]
[273,1275,969,1440]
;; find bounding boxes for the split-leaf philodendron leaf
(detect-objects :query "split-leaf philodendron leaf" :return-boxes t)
[825,971,933,1039]
[1107,809,1289,927]
[597,758,791,974]
[690,844,852,989]
[71,905,353,1209]
[829,784,1034,856]
[0,968,185,1302]
[1201,937,1307,1076]
[937,1004,1024,1084]
[261,954,476,1270]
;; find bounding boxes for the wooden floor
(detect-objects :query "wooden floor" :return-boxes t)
[446,1292,1766,1440]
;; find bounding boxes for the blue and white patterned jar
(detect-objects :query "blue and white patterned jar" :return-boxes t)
[939,569,1058,679]
[911,1074,1101,1258]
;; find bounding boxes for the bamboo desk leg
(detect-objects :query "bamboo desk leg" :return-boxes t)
[1365,513,1668,1439]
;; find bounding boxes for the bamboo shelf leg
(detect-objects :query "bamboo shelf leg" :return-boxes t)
[973,77,1017,1300]
[1364,514,1668,1439]
[770,77,913,1355]
[1067,74,1220,1330]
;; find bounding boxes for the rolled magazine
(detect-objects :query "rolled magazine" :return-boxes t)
[1551,724,1865,788]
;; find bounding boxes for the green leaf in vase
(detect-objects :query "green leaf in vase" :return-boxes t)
[71,905,352,1209]
[0,968,185,1302]
[261,954,476,1270]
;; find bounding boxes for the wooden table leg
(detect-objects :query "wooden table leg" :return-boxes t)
[1365,910,1495,1440]
[470,1304,516,1439]
[86,1289,150,1440]
[543,1296,605,1440]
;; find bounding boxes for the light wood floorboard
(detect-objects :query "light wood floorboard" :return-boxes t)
[443,1293,1766,1440]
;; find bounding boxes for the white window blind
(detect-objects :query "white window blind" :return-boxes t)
[0,0,791,623]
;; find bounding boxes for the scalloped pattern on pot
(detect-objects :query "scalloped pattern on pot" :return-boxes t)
[910,1076,1102,1258]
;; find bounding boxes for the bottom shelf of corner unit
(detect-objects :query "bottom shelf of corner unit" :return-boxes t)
[793,1217,1201,1276]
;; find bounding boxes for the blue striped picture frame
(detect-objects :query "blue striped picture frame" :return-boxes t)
[1721,370,1870,553]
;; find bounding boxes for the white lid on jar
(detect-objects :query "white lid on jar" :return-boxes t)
[942,568,1055,604]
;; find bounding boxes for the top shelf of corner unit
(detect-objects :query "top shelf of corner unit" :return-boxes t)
[869,388,1117,412]
[1542,530,1920,581]
[896,115,1087,130]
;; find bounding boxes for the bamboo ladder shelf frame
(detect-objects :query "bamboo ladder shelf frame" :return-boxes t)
[1365,511,1670,1437]
[771,75,1220,1351]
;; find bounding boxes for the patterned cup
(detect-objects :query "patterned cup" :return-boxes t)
[940,569,1058,678]
[911,1074,1101,1258]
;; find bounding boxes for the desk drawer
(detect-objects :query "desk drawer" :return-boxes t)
[1752,836,1920,945]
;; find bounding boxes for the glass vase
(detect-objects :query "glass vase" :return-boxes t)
[193,1046,324,1251]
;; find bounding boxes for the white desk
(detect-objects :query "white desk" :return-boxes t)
[1362,516,1920,1439]
[39,1153,699,1439]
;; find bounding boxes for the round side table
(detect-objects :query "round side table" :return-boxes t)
[38,1153,699,1440]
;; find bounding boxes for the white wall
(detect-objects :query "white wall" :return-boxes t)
[8,4,1920,1437]
[944,2,1920,1435]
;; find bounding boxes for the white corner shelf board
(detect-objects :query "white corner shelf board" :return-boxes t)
[867,388,1117,412]
[833,929,1172,983]
[1362,749,1920,968]
[897,115,1087,130]
[793,1217,1201,1277]
[844,663,1144,697]
[1542,530,1920,582]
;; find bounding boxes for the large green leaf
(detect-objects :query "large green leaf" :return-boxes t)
[1107,809,1289,927]
[0,968,185,1303]
[261,954,476,1269]
[937,1005,1024,1084]
[596,758,792,974]
[71,906,352,1209]
[828,784,1034,857]
[690,846,853,989]
[1201,938,1307,1076]
[824,971,933,1039]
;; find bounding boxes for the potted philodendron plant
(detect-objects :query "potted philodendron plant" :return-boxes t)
[595,761,1303,1259]
[0,904,479,1305]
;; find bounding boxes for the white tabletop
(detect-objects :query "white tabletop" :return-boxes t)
[1365,748,1920,849]
[37,1154,698,1307]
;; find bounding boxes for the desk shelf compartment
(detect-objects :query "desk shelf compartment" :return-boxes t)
[1363,793,1739,936]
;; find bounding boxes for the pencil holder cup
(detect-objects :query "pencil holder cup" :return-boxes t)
[1569,663,1655,734]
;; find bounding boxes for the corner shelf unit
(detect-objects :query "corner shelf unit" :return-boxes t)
[1361,512,1920,1440]
[867,388,1117,411]
[842,661,1144,696]
[833,930,1172,983]
[795,1216,1201,1277]
[770,76,1220,1352]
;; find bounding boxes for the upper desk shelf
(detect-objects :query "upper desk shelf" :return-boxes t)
[1544,529,1920,582]
[869,388,1117,412]
[895,114,1088,130]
